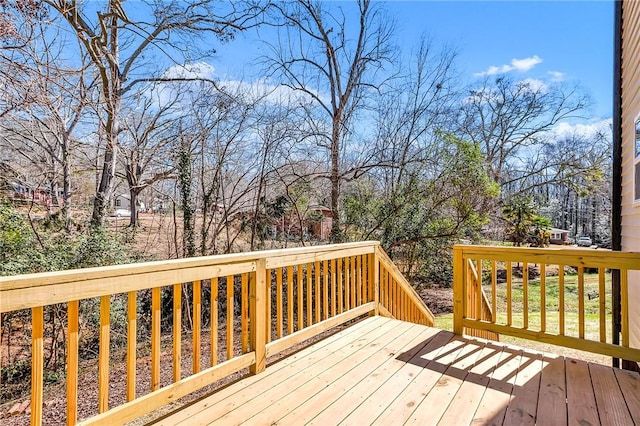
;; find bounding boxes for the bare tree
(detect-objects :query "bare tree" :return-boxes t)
[458,76,589,189]
[372,36,459,194]
[119,87,182,226]
[267,0,395,240]
[41,0,264,226]
[0,21,94,230]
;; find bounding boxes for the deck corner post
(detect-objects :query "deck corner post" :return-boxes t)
[453,246,464,336]
[250,258,267,374]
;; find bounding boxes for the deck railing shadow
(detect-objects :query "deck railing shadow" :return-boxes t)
[396,331,639,424]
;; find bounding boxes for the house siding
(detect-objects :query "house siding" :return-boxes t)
[621,0,640,350]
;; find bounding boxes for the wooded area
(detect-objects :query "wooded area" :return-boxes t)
[0,0,611,281]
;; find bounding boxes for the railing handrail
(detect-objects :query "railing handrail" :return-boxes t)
[454,244,640,269]
[0,241,380,313]
[0,240,379,289]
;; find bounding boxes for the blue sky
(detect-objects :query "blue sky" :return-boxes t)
[213,1,614,121]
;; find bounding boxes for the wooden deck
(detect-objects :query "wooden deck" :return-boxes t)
[153,317,640,426]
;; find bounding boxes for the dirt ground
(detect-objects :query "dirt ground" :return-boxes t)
[417,285,453,315]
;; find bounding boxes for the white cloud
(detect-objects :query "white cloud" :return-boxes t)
[552,118,612,141]
[162,62,216,80]
[548,71,565,82]
[474,55,543,77]
[518,78,548,93]
[224,79,325,106]
[148,63,324,109]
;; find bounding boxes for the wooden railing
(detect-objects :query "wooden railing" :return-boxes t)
[464,259,499,341]
[453,245,640,362]
[0,241,433,425]
[376,247,435,326]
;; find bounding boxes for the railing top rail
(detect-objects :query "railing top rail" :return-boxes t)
[454,245,640,269]
[0,241,380,291]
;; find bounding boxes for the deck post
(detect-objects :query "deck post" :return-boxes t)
[453,246,464,335]
[371,252,380,316]
[250,258,267,374]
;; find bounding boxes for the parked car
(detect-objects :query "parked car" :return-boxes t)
[577,236,592,247]
[110,209,131,218]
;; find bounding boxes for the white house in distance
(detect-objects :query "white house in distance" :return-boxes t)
[549,228,569,245]
[112,194,145,213]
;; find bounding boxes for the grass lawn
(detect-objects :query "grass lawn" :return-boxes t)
[435,272,614,365]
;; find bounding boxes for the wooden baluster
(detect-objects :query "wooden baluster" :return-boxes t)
[379,268,384,311]
[388,272,393,314]
[386,271,391,312]
[323,260,329,320]
[476,259,482,321]
[491,260,497,323]
[331,259,337,316]
[523,262,529,329]
[266,269,271,343]
[398,283,402,319]
[506,261,512,326]
[227,276,234,360]
[361,255,367,303]
[151,287,161,391]
[193,280,201,373]
[578,266,584,339]
[337,259,344,314]
[559,265,565,336]
[173,284,181,382]
[372,253,380,316]
[211,277,218,366]
[468,262,473,321]
[315,261,321,324]
[598,268,606,343]
[242,273,249,352]
[306,262,312,326]
[98,295,110,413]
[297,264,304,330]
[126,293,136,402]
[287,266,293,334]
[394,277,398,316]
[389,276,393,316]
[276,268,283,339]
[621,268,629,348]
[344,258,350,311]
[31,306,44,426]
[356,256,362,306]
[351,256,356,308]
[540,264,546,333]
[67,301,79,424]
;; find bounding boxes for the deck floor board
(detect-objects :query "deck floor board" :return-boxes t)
[154,317,640,426]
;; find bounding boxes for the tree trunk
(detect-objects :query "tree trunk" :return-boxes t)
[62,145,72,232]
[130,188,139,227]
[330,119,341,242]
[91,4,120,228]
[591,195,597,241]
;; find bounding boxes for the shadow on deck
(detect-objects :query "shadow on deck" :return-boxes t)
[151,317,640,426]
